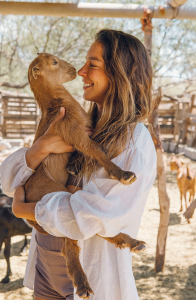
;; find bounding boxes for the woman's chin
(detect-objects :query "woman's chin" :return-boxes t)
[83,93,94,101]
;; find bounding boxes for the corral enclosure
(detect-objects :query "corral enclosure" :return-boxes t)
[159,94,196,148]
[0,93,38,139]
[0,90,196,151]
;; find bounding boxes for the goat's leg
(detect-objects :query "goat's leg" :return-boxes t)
[98,233,146,253]
[20,236,28,253]
[67,129,136,185]
[0,236,5,282]
[184,192,188,210]
[61,237,93,299]
[189,192,191,203]
[189,191,194,203]
[180,192,183,212]
[1,238,12,283]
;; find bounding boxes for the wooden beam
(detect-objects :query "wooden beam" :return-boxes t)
[0,2,196,19]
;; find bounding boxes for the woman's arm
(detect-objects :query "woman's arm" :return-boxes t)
[12,186,36,221]
[12,177,82,220]
[0,147,34,197]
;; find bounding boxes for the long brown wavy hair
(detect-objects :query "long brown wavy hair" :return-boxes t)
[73,29,153,180]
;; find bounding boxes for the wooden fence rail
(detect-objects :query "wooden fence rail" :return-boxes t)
[0,94,38,138]
[158,94,196,147]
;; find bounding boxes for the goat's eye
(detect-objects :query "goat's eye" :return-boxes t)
[53,61,58,65]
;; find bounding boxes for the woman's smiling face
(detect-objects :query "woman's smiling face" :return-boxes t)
[78,41,110,110]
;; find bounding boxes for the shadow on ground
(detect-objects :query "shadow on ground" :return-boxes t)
[169,213,181,226]
[133,255,196,300]
[0,278,23,293]
[179,264,196,300]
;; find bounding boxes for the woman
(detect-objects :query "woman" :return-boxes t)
[1,29,156,300]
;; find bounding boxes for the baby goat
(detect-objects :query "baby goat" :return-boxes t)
[24,53,145,299]
[170,154,196,212]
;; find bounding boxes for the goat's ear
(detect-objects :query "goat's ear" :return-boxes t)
[32,65,41,80]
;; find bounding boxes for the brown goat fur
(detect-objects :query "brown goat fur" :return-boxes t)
[170,154,196,212]
[25,53,146,298]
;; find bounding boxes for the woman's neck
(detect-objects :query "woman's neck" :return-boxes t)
[97,103,103,118]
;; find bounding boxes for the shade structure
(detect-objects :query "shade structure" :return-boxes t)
[0,2,195,19]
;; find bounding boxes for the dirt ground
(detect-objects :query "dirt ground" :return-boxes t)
[0,153,196,300]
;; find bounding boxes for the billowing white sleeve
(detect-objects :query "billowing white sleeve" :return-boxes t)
[35,146,157,240]
[0,147,34,197]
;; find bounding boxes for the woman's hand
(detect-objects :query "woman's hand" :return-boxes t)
[12,186,36,221]
[26,107,74,170]
[36,107,75,155]
[26,107,94,170]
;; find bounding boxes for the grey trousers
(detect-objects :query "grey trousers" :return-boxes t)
[34,232,74,300]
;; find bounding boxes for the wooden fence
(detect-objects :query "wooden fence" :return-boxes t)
[0,91,195,146]
[158,94,196,147]
[0,94,38,138]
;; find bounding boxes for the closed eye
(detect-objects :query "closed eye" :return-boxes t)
[53,61,58,65]
[90,63,97,67]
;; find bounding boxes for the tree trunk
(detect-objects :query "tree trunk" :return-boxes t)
[148,87,170,273]
[141,10,171,272]
[155,149,170,272]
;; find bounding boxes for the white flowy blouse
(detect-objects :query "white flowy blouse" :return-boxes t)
[1,123,157,300]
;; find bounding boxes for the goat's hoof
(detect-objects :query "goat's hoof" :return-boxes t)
[118,238,146,253]
[110,171,137,185]
[131,240,146,253]
[120,171,137,185]
[115,236,146,253]
[1,275,10,283]
[77,285,93,299]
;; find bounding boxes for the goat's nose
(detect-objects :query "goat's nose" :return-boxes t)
[69,67,76,75]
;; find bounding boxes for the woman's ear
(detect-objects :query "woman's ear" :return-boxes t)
[32,64,42,79]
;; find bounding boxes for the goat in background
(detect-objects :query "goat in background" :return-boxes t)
[170,153,196,212]
[0,194,32,283]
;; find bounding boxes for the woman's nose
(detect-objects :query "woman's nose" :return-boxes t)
[78,64,87,77]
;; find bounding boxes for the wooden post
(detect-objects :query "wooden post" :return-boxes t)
[141,7,153,57]
[190,94,196,113]
[141,9,170,272]
[148,88,170,273]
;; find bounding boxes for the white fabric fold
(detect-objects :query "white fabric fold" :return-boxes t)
[0,147,34,196]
